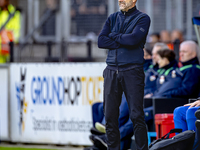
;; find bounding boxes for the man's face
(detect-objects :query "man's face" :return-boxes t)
[118,0,135,12]
[157,55,169,68]
[45,0,56,9]
[179,44,196,62]
[160,31,171,43]
[152,46,161,65]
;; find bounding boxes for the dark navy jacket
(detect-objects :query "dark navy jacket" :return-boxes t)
[164,57,200,99]
[144,59,152,72]
[144,64,159,95]
[98,6,151,68]
[145,60,178,95]
[153,60,182,97]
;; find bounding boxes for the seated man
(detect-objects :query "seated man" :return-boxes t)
[163,41,200,99]
[144,42,169,95]
[173,100,200,150]
[146,49,180,97]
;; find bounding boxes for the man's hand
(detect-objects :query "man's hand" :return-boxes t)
[184,100,200,108]
[144,93,153,98]
[109,32,119,40]
[108,32,116,39]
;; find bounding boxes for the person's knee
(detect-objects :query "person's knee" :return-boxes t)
[129,112,145,126]
[173,106,185,120]
[98,103,104,114]
[105,112,119,124]
[186,107,198,119]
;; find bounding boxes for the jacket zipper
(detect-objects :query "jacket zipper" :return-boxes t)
[116,12,126,74]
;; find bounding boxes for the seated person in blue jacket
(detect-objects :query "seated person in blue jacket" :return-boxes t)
[144,42,169,95]
[162,40,200,99]
[143,48,152,72]
[173,100,200,150]
[87,93,153,150]
[144,49,179,98]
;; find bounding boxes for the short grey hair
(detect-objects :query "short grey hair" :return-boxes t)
[181,40,200,61]
[180,40,198,53]
[153,42,169,51]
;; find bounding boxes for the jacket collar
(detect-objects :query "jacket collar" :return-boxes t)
[144,59,152,64]
[181,57,199,66]
[160,59,178,70]
[151,63,159,71]
[121,6,137,15]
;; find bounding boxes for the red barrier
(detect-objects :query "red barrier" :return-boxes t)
[155,113,175,139]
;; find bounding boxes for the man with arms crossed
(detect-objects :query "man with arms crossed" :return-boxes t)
[98,0,151,149]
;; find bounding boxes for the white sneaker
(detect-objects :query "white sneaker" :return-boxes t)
[95,122,106,134]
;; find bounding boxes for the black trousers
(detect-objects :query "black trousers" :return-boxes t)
[103,67,148,150]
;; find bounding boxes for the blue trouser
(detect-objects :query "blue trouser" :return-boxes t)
[103,67,148,150]
[174,106,200,150]
[173,106,200,131]
[92,102,105,127]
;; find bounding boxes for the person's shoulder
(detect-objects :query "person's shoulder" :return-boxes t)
[137,10,151,21]
[146,68,158,75]
[107,11,120,22]
[195,64,200,70]
[109,11,120,18]
[179,64,192,71]
[180,64,200,74]
[141,13,150,22]
[169,69,183,78]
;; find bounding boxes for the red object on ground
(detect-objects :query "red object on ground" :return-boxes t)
[155,113,175,139]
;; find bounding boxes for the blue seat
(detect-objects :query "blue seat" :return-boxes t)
[147,132,157,145]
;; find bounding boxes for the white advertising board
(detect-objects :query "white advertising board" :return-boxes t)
[10,63,106,145]
[0,67,9,140]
